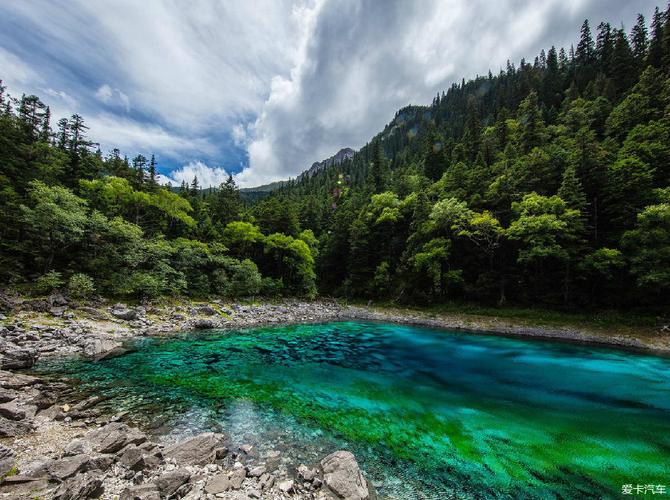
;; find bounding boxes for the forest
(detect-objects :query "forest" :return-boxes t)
[2,8,670,311]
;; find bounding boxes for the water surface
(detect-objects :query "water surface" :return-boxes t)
[36,321,670,498]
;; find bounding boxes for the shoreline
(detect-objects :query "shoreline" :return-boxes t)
[0,295,668,498]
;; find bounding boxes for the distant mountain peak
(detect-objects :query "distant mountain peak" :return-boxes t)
[298,147,355,180]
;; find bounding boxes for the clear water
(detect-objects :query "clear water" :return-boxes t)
[35,321,670,499]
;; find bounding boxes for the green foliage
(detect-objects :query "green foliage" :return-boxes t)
[507,193,583,264]
[33,271,64,295]
[67,273,95,299]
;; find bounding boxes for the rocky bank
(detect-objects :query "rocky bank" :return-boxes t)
[0,294,375,499]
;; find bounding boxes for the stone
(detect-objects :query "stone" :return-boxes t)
[83,422,147,454]
[249,488,261,498]
[320,451,369,500]
[120,483,160,500]
[48,292,68,307]
[0,415,33,437]
[193,318,215,329]
[53,472,103,500]
[0,443,16,476]
[118,444,161,472]
[164,432,225,465]
[0,347,38,369]
[259,473,275,491]
[277,479,295,493]
[154,468,190,497]
[248,465,266,477]
[82,338,122,358]
[204,473,232,494]
[0,370,39,389]
[0,401,26,420]
[47,454,90,480]
[229,467,246,489]
[110,307,138,321]
[198,305,218,316]
[77,307,108,320]
[0,388,17,403]
[297,464,318,482]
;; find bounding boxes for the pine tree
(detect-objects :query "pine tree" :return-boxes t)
[368,139,387,193]
[611,29,635,94]
[558,164,588,213]
[662,3,670,71]
[647,7,664,67]
[596,22,613,74]
[630,14,648,65]
[148,154,157,187]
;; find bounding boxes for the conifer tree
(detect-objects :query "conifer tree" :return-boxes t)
[647,7,665,67]
[558,164,588,213]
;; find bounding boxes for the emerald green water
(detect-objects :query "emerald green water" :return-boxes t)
[36,321,670,498]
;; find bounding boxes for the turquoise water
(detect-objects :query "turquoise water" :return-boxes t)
[35,321,670,498]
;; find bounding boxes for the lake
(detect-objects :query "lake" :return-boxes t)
[35,321,670,498]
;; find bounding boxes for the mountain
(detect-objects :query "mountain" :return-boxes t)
[297,147,355,180]
[240,147,355,196]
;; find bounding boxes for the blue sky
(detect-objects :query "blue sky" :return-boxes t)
[0,0,659,187]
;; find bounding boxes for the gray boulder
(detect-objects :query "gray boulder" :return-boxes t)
[164,432,225,465]
[192,318,216,329]
[0,401,27,420]
[0,416,33,437]
[0,370,39,389]
[0,443,15,476]
[320,451,370,500]
[154,468,190,497]
[82,338,122,358]
[120,483,160,500]
[47,454,90,480]
[82,422,147,454]
[205,473,232,494]
[0,347,38,369]
[53,472,103,500]
[110,306,138,321]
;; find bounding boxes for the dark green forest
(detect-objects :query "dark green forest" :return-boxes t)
[2,8,670,310]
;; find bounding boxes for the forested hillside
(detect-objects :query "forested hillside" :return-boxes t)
[2,7,670,310]
[268,9,670,309]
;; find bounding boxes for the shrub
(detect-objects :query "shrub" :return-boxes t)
[33,271,64,295]
[67,273,95,299]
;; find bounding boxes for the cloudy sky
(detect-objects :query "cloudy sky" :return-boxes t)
[0,0,659,187]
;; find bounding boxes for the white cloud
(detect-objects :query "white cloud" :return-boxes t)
[0,0,657,187]
[95,84,130,111]
[161,160,230,188]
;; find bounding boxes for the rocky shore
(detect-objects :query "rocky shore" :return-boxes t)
[0,292,666,499]
[0,294,375,499]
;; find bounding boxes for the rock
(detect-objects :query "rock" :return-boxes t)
[47,454,90,480]
[198,305,218,316]
[239,444,255,455]
[204,473,232,494]
[48,292,68,307]
[0,388,17,403]
[0,370,39,389]
[248,465,266,477]
[119,444,162,472]
[0,416,33,437]
[249,488,262,498]
[110,306,138,321]
[82,337,122,358]
[164,432,225,465]
[320,451,369,500]
[77,307,109,320]
[53,472,103,500]
[192,318,216,329]
[154,468,190,497]
[229,467,246,489]
[82,422,147,454]
[120,483,160,500]
[0,347,38,369]
[50,306,67,317]
[0,443,16,476]
[0,401,27,420]
[297,464,318,482]
[259,472,275,491]
[277,479,295,493]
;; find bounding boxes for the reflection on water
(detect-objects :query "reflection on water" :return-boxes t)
[35,321,670,499]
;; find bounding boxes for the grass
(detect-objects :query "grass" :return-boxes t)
[347,299,663,338]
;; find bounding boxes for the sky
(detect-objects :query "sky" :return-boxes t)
[0,0,660,188]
